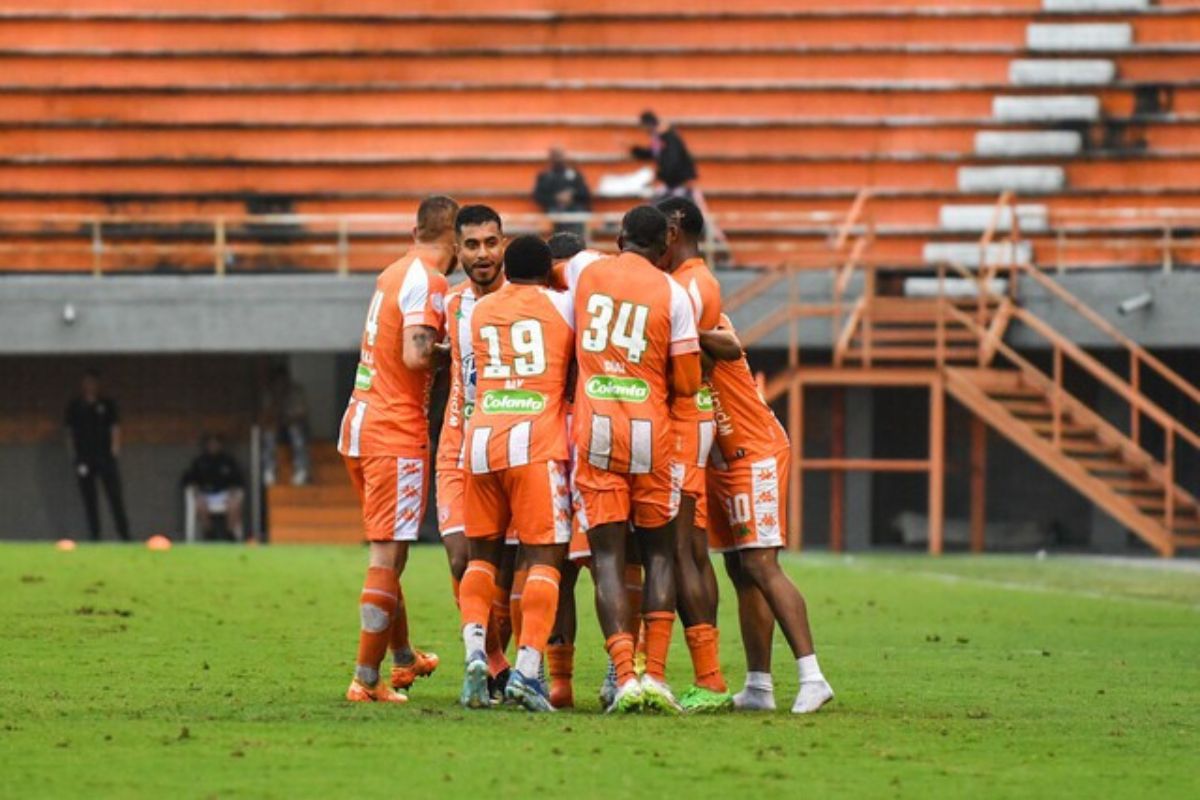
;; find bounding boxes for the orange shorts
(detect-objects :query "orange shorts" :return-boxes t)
[673,419,714,529]
[707,447,789,552]
[435,466,465,537]
[465,460,572,546]
[573,458,679,531]
[343,454,428,542]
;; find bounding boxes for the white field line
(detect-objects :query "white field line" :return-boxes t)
[780,554,1200,613]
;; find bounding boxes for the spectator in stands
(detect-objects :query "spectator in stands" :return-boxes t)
[64,369,131,541]
[631,110,698,197]
[260,364,310,486]
[532,148,592,235]
[182,433,246,541]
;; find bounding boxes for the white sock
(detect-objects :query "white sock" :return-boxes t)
[797,654,824,684]
[516,646,542,680]
[745,671,774,692]
[462,623,486,659]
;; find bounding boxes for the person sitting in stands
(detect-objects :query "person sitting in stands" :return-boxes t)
[182,433,246,541]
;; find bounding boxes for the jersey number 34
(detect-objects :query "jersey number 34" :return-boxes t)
[581,295,649,364]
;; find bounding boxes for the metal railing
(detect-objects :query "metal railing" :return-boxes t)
[0,210,851,277]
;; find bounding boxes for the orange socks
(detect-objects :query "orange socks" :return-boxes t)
[518,565,560,653]
[388,578,411,661]
[606,632,637,686]
[510,567,528,647]
[623,563,643,634]
[547,643,575,708]
[459,560,497,658]
[684,623,727,693]
[643,611,675,681]
[355,566,398,684]
[486,598,510,678]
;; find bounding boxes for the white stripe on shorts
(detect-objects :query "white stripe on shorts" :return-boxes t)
[549,460,572,544]
[588,414,612,471]
[470,427,491,475]
[751,455,783,548]
[392,457,424,541]
[345,400,367,458]
[629,419,653,474]
[697,420,715,468]
[508,420,531,468]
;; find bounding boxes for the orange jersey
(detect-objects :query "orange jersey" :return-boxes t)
[338,252,448,458]
[437,279,503,472]
[465,282,575,473]
[572,251,699,474]
[707,314,788,468]
[670,257,722,426]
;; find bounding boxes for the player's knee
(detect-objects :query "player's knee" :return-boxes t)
[447,550,468,581]
[360,602,391,633]
[739,549,777,586]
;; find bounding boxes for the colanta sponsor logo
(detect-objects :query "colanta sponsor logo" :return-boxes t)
[695,387,714,412]
[584,375,650,403]
[480,389,546,415]
[354,363,374,391]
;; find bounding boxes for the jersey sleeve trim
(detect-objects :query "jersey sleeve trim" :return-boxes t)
[667,272,700,351]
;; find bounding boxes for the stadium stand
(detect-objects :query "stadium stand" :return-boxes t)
[2,0,1198,553]
[1,0,1199,272]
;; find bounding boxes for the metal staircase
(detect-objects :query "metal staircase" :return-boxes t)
[740,191,1200,556]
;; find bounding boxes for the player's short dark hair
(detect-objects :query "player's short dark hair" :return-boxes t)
[547,231,586,261]
[454,204,503,236]
[639,110,659,127]
[414,195,459,242]
[83,368,100,380]
[504,235,552,281]
[620,205,669,252]
[655,196,705,241]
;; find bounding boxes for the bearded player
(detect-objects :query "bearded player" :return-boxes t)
[569,206,701,713]
[436,204,519,691]
[655,195,732,712]
[702,316,835,714]
[340,195,458,703]
[457,235,576,712]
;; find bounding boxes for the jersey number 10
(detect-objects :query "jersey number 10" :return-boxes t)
[581,295,649,364]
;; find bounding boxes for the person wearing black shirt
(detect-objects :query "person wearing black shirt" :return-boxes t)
[182,434,246,541]
[532,148,592,236]
[64,370,131,541]
[631,111,699,194]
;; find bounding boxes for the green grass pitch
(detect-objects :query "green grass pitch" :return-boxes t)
[2,543,1198,799]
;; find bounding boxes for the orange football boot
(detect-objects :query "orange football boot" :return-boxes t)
[346,678,408,704]
[390,649,440,690]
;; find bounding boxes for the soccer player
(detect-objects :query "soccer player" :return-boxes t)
[457,235,576,712]
[571,205,702,713]
[655,195,732,712]
[436,204,515,688]
[702,315,835,714]
[339,194,459,703]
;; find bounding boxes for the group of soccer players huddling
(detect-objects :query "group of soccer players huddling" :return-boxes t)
[337,194,835,715]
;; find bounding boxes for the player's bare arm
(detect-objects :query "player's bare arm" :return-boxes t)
[402,325,439,370]
[699,329,742,362]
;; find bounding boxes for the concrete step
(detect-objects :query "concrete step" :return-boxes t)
[993,95,1101,122]
[1009,59,1116,86]
[922,241,1034,267]
[938,203,1049,232]
[957,165,1066,193]
[904,276,1011,296]
[1042,0,1150,12]
[974,130,1082,157]
[1027,23,1134,52]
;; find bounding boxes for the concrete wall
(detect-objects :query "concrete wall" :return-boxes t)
[3,269,1195,354]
